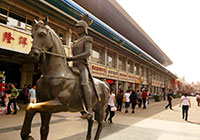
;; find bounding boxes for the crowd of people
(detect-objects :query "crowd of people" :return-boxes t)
[0,79,37,115]
[104,87,199,124]
[1,77,199,122]
[104,88,151,124]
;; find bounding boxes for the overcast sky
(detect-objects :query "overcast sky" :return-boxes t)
[116,0,200,84]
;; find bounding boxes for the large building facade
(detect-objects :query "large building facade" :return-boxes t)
[0,0,176,93]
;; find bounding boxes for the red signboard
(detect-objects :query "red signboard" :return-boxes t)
[106,79,114,84]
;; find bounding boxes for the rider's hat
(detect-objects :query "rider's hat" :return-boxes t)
[75,20,88,35]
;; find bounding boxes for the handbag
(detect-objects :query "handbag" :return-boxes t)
[110,106,117,112]
[136,99,139,104]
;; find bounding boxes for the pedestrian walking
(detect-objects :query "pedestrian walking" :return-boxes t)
[130,90,138,113]
[105,89,116,124]
[116,89,124,111]
[195,93,200,106]
[22,84,29,104]
[142,88,147,109]
[137,90,142,108]
[165,90,174,110]
[123,90,131,113]
[6,83,19,115]
[4,82,11,108]
[29,85,37,103]
[179,93,191,121]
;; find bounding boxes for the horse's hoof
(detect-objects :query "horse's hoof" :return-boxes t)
[27,136,34,140]
[22,135,34,140]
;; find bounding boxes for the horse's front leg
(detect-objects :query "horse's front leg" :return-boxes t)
[21,100,64,140]
[21,105,36,140]
[40,112,52,140]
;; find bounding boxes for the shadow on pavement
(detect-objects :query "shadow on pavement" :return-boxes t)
[187,120,200,125]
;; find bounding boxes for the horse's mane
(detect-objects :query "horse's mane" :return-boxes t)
[45,25,67,57]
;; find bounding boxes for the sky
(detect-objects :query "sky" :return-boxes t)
[116,0,200,84]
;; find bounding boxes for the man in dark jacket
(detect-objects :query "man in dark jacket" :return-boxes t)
[130,90,138,113]
[116,89,124,111]
[165,90,174,109]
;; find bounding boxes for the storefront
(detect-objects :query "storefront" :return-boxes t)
[0,23,33,87]
[0,60,21,87]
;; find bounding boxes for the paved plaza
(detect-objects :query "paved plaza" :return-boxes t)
[0,97,200,140]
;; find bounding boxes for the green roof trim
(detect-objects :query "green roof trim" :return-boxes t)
[123,43,140,55]
[45,0,81,20]
[141,54,151,61]
[90,22,121,44]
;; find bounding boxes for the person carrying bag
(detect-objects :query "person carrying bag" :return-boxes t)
[105,89,116,124]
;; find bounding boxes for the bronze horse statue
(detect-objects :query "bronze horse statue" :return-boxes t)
[20,19,110,140]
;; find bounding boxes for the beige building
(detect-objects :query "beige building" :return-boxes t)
[0,0,176,94]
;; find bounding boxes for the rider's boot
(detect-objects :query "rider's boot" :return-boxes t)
[81,85,93,119]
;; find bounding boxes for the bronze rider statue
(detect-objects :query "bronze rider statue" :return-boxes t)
[67,16,94,119]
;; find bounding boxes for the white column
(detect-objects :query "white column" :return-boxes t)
[105,47,108,77]
[116,53,119,70]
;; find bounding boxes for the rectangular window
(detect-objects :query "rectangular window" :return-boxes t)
[0,7,7,16]
[119,55,126,71]
[7,11,26,29]
[141,66,145,77]
[107,51,116,68]
[27,19,32,25]
[0,7,7,24]
[26,21,32,33]
[127,60,133,73]
[135,63,140,75]
[91,46,105,64]
[155,73,158,81]
[152,72,155,80]
[146,69,149,78]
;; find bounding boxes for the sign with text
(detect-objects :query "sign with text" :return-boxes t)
[128,74,135,83]
[107,68,118,79]
[0,24,32,54]
[91,64,106,77]
[119,71,127,81]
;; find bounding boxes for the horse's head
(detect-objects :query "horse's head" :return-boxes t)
[29,18,53,63]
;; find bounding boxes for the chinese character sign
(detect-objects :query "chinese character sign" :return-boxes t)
[19,36,27,47]
[0,25,32,53]
[3,32,15,43]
